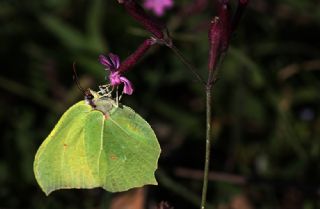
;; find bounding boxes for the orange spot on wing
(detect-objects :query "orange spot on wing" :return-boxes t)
[110,154,118,160]
[104,113,109,120]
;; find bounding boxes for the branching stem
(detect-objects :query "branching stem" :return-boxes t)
[164,35,220,209]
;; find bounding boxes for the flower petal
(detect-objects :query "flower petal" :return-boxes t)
[99,55,112,69]
[108,53,120,69]
[120,76,134,95]
[109,71,122,86]
[99,53,120,70]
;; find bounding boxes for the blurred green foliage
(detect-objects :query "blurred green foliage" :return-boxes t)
[1,0,320,208]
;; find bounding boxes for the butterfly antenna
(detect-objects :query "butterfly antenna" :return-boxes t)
[72,62,85,93]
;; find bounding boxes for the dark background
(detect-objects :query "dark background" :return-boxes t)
[1,0,320,208]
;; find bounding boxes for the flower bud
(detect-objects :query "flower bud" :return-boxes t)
[208,17,222,71]
[118,38,156,73]
[218,0,231,52]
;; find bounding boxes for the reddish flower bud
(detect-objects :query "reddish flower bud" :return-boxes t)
[208,17,222,71]
[231,0,249,33]
[218,0,231,52]
[118,38,156,73]
[118,0,164,39]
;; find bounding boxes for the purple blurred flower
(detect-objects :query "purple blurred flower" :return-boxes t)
[99,53,134,95]
[143,0,173,16]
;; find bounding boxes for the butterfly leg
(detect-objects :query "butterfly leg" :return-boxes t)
[115,86,119,107]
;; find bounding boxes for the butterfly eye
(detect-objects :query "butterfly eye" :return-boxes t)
[85,93,94,100]
[84,91,96,108]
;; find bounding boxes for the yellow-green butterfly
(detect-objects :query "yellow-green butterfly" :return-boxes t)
[33,73,161,195]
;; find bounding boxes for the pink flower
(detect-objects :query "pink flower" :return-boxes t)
[143,0,173,16]
[99,53,134,95]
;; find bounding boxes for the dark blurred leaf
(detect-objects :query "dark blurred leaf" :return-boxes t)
[39,15,89,51]
[86,0,108,52]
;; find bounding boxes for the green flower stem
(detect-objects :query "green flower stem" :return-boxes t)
[201,85,212,209]
[166,39,217,209]
[200,50,225,209]
[167,41,215,209]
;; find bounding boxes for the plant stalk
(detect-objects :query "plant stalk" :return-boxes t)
[169,44,206,86]
[200,85,212,209]
[166,38,215,209]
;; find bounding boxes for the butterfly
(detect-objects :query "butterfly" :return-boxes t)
[33,65,160,195]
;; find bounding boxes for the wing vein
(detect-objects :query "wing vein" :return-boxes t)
[97,116,105,176]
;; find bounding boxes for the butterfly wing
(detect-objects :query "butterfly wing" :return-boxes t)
[33,101,100,195]
[100,105,160,192]
[34,100,161,194]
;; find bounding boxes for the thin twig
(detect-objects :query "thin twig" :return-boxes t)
[169,44,206,86]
